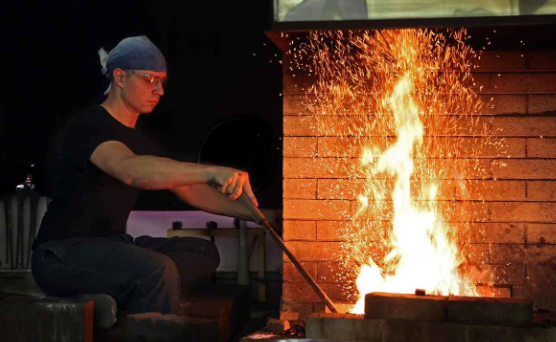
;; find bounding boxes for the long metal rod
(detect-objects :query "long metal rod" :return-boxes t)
[237,193,338,313]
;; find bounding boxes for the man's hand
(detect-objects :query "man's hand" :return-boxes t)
[207,166,258,207]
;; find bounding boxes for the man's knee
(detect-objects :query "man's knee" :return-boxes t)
[142,253,180,287]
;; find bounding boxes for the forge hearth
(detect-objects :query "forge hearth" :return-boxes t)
[305,292,555,342]
[364,292,533,326]
[270,26,556,319]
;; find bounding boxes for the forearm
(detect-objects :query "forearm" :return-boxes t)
[173,184,253,221]
[122,155,211,190]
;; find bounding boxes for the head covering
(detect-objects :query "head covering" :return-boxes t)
[98,35,167,95]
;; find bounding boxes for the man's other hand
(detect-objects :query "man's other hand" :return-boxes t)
[208,166,259,207]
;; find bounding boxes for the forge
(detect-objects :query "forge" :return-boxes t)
[259,1,556,341]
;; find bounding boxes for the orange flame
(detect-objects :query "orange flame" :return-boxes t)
[292,29,503,314]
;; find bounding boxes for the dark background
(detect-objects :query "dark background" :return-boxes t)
[0,0,284,210]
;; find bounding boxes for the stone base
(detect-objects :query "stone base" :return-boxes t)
[366,292,534,326]
[180,284,250,342]
[306,313,556,342]
[0,294,94,342]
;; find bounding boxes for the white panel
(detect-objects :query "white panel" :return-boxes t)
[0,200,7,269]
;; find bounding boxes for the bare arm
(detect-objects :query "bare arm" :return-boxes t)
[172,184,282,229]
[90,141,259,207]
[90,141,211,189]
[171,184,252,221]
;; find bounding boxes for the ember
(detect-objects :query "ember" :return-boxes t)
[292,29,507,313]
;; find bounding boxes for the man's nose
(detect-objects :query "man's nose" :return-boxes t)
[153,83,164,96]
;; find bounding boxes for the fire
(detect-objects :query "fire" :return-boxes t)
[292,29,503,314]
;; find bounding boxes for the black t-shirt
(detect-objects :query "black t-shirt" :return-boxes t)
[33,106,164,250]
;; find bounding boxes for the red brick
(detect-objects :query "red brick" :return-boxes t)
[457,137,525,158]
[462,244,490,264]
[527,265,556,286]
[458,181,526,201]
[459,264,525,285]
[489,244,525,265]
[317,116,385,137]
[318,137,364,158]
[434,159,491,180]
[456,201,490,222]
[512,285,531,300]
[527,181,556,201]
[523,285,556,309]
[316,137,524,159]
[491,117,556,137]
[281,302,315,320]
[479,95,527,115]
[284,95,310,116]
[283,158,356,179]
[318,179,363,200]
[284,94,367,116]
[284,179,317,199]
[283,220,316,241]
[527,224,556,244]
[473,51,527,72]
[479,73,556,94]
[351,199,487,222]
[321,284,353,302]
[475,285,512,298]
[526,138,556,158]
[284,116,317,136]
[316,221,350,241]
[527,50,556,71]
[284,200,351,220]
[319,179,524,202]
[528,95,556,114]
[282,283,351,302]
[288,159,489,182]
[490,202,556,222]
[283,282,320,302]
[317,262,352,284]
[446,116,492,136]
[283,261,317,283]
[283,72,316,95]
[283,137,317,157]
[282,241,342,262]
[491,160,556,180]
[524,245,556,265]
[459,223,524,244]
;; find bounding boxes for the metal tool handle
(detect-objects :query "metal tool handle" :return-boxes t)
[237,193,338,313]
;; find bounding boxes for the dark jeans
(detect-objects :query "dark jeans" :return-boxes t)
[31,234,220,314]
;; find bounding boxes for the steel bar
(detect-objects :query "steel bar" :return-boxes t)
[237,193,338,313]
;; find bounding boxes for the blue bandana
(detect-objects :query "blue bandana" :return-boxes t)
[98,36,167,95]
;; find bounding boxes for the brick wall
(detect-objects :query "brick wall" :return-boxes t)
[280,35,556,317]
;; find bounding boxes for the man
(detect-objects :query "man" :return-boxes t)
[31,36,267,315]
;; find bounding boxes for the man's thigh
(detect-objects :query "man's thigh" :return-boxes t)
[134,236,220,285]
[32,236,172,300]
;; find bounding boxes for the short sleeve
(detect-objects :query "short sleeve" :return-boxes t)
[62,109,121,171]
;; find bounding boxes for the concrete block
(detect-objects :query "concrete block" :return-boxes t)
[125,312,220,342]
[306,313,383,341]
[179,285,250,341]
[0,294,93,342]
[365,292,448,322]
[467,324,556,342]
[383,319,467,342]
[305,312,556,342]
[279,310,300,321]
[267,318,290,334]
[447,296,533,327]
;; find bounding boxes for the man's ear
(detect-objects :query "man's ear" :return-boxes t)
[112,68,126,88]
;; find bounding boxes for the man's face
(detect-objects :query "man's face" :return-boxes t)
[118,69,167,114]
